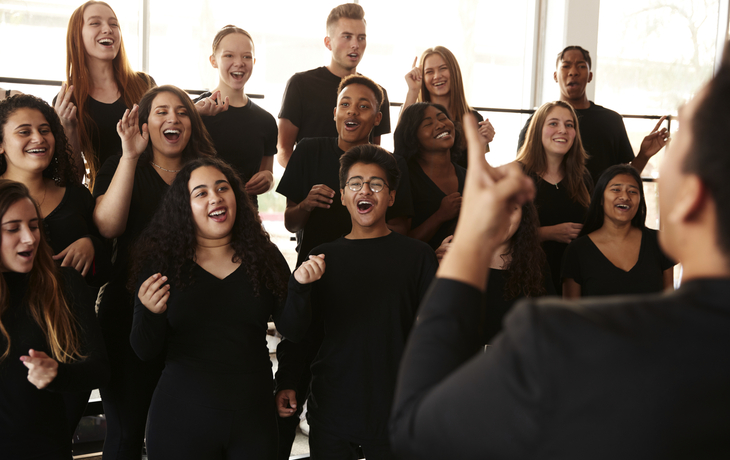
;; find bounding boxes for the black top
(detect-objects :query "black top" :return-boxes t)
[0,268,109,459]
[562,227,675,297]
[406,158,466,250]
[278,66,391,140]
[86,97,127,170]
[278,232,437,442]
[276,137,413,266]
[517,102,635,185]
[452,109,483,169]
[532,174,590,295]
[131,257,289,409]
[195,95,277,208]
[392,277,730,460]
[43,184,111,287]
[482,266,555,344]
[93,154,169,317]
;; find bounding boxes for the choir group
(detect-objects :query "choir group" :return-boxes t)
[1,1,728,460]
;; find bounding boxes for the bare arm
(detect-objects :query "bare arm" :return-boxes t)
[562,278,581,299]
[631,116,669,174]
[387,216,411,236]
[398,57,422,125]
[93,105,148,238]
[409,193,462,243]
[662,268,674,291]
[538,223,583,244]
[283,184,334,233]
[277,118,299,168]
[54,84,85,182]
[245,155,275,195]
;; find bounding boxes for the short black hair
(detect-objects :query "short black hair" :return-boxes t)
[556,45,592,70]
[337,74,384,111]
[339,144,399,191]
[580,164,646,237]
[685,41,730,258]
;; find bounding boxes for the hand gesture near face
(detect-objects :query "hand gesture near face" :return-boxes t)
[20,349,58,389]
[195,90,230,117]
[54,83,77,131]
[301,185,335,212]
[405,56,422,93]
[117,104,149,160]
[294,254,326,285]
[138,273,170,314]
[639,116,670,159]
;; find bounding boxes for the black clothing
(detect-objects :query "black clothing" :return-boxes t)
[44,184,111,287]
[276,137,413,266]
[532,175,589,295]
[452,110,483,169]
[405,158,466,250]
[0,268,109,459]
[517,102,635,185]
[278,66,391,140]
[195,95,277,208]
[93,154,169,459]
[278,232,438,446]
[309,423,393,460]
[482,266,555,344]
[393,277,730,459]
[131,259,288,459]
[86,97,127,170]
[562,227,675,296]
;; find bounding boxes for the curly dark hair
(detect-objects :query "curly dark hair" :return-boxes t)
[0,94,80,186]
[136,85,217,166]
[129,157,288,299]
[394,102,461,161]
[580,164,646,237]
[502,201,548,300]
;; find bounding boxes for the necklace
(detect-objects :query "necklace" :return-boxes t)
[151,162,181,173]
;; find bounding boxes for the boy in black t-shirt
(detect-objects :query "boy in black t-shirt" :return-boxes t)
[277,145,437,460]
[277,3,391,167]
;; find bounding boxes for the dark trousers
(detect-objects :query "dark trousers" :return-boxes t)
[308,423,394,460]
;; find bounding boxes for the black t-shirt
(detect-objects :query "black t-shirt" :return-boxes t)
[278,66,391,141]
[0,269,108,459]
[562,227,675,297]
[86,97,127,170]
[405,158,466,250]
[43,184,111,287]
[532,175,590,295]
[279,232,437,442]
[276,137,413,266]
[452,109,483,170]
[517,102,635,184]
[93,155,170,317]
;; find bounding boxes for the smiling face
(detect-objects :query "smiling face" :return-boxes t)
[416,105,455,154]
[147,91,192,160]
[81,3,120,62]
[541,106,576,157]
[0,108,55,175]
[554,49,593,103]
[341,162,395,233]
[326,18,367,73]
[423,53,451,98]
[602,173,640,225]
[211,33,255,93]
[189,165,237,243]
[334,83,382,150]
[0,198,40,273]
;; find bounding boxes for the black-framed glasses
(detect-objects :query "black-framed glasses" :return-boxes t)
[346,176,389,193]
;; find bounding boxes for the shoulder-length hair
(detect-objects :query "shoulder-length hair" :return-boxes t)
[65,1,154,183]
[516,100,591,208]
[0,180,82,363]
[394,102,460,161]
[136,85,217,166]
[129,157,288,299]
[580,164,646,237]
[0,95,80,187]
[503,201,548,299]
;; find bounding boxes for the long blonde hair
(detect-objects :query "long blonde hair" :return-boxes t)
[65,1,153,186]
[0,181,83,363]
[516,101,591,208]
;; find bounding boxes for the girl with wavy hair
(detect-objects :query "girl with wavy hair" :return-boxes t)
[516,100,591,295]
[59,0,155,186]
[129,157,289,459]
[0,179,108,459]
[562,164,675,298]
[402,46,494,167]
[92,85,215,459]
[193,25,277,208]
